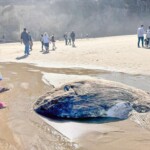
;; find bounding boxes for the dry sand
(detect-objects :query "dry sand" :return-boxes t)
[0,35,150,75]
[0,35,150,150]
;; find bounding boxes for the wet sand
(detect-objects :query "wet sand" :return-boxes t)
[0,63,75,150]
[77,120,150,150]
[0,62,150,150]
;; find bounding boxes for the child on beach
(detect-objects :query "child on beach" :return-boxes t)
[51,34,56,50]
[64,32,68,45]
[28,32,33,51]
[68,32,72,45]
[40,34,44,51]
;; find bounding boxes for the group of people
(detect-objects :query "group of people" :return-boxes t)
[21,28,56,54]
[21,28,76,55]
[21,28,33,55]
[40,33,56,53]
[137,25,150,48]
[64,31,76,47]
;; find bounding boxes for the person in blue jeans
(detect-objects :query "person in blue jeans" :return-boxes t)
[21,28,30,55]
[137,25,145,48]
[138,37,144,48]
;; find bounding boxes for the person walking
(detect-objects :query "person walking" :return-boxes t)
[43,32,50,53]
[137,25,145,48]
[51,34,56,50]
[28,32,33,51]
[21,28,30,55]
[70,31,76,47]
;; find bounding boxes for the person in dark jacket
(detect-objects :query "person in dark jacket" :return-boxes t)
[70,31,76,47]
[21,28,30,55]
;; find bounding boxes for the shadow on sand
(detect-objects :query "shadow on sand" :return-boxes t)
[144,47,150,50]
[16,55,28,60]
[42,51,49,54]
[41,115,123,124]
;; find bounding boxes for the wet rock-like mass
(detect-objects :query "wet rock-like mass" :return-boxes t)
[34,80,150,119]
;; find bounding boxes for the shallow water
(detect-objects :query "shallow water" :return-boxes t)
[2,62,150,91]
[0,62,150,150]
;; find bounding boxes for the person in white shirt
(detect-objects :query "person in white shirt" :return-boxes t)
[43,32,50,53]
[146,26,150,47]
[137,25,145,48]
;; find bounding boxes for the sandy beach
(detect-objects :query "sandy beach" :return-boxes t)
[0,35,150,75]
[0,35,150,150]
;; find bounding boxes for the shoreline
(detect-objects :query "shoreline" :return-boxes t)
[1,60,150,76]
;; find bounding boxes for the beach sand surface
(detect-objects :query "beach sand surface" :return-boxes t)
[0,35,150,149]
[0,35,150,75]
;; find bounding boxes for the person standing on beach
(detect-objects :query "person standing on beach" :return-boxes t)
[51,34,56,50]
[40,34,44,51]
[68,32,72,45]
[146,26,150,47]
[2,34,5,43]
[137,25,145,48]
[21,28,30,55]
[43,32,50,53]
[64,32,68,45]
[70,31,76,47]
[28,32,33,51]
